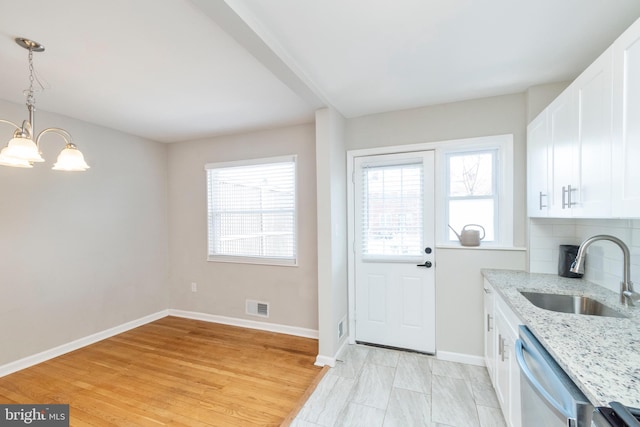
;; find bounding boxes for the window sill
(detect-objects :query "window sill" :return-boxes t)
[207,255,298,267]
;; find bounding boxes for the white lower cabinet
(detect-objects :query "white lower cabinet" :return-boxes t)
[483,281,496,382]
[484,279,522,427]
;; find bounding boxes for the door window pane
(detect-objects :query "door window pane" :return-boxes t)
[361,162,423,257]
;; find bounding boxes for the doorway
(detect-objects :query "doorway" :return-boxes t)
[352,150,436,353]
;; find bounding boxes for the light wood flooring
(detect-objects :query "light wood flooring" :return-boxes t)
[0,316,323,426]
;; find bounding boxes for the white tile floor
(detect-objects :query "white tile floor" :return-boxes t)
[292,344,507,427]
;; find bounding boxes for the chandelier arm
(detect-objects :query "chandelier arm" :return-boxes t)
[35,128,73,148]
[0,119,23,132]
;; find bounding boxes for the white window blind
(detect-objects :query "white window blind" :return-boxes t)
[361,161,423,258]
[206,156,296,265]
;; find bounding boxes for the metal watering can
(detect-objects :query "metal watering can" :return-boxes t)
[448,224,486,247]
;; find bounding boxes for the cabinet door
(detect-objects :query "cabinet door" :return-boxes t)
[573,47,613,218]
[495,297,523,427]
[548,91,578,217]
[527,111,549,217]
[483,281,496,382]
[612,18,640,217]
[506,327,521,427]
[494,312,509,412]
[494,311,512,424]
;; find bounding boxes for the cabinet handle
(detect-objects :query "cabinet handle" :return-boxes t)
[498,333,503,356]
[486,314,493,332]
[562,185,577,209]
[539,191,547,210]
[501,339,508,362]
[568,185,576,207]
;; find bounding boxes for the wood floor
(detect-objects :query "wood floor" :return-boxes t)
[0,316,323,426]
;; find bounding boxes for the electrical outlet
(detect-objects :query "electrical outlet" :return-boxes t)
[191,282,197,292]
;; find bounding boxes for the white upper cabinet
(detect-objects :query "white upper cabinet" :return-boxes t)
[612,18,640,217]
[547,90,578,217]
[527,50,612,218]
[527,111,549,217]
[527,26,622,218]
[574,47,613,218]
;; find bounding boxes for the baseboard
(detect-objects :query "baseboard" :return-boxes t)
[167,309,319,339]
[436,350,485,367]
[314,354,336,367]
[0,310,169,378]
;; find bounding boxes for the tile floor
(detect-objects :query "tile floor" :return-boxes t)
[291,344,507,427]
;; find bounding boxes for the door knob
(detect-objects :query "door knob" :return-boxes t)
[416,261,432,268]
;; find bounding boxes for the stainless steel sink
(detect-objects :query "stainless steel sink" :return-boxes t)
[520,291,628,318]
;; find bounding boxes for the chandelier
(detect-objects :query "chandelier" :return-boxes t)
[0,38,89,171]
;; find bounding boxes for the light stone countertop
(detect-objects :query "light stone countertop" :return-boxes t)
[481,269,640,408]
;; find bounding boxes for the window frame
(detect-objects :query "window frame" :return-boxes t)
[436,135,513,247]
[205,155,298,266]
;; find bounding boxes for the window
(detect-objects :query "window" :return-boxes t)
[439,135,513,246]
[205,156,297,265]
[446,149,498,241]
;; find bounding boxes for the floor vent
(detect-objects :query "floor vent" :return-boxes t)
[246,300,270,318]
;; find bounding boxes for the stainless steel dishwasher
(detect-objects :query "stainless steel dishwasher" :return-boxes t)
[516,325,594,427]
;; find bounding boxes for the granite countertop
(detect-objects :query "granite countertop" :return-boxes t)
[481,269,640,408]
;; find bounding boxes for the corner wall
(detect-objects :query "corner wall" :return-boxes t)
[315,108,348,364]
[0,100,170,366]
[167,123,318,331]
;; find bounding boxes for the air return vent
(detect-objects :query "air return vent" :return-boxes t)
[246,299,270,318]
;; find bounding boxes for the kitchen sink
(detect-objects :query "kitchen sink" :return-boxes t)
[519,291,628,318]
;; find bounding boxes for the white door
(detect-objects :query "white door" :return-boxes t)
[353,151,435,353]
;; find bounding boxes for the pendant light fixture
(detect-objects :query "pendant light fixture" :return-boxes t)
[0,38,89,171]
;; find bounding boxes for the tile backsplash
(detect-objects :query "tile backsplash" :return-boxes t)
[529,218,640,294]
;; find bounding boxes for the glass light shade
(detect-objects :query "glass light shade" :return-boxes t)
[0,147,33,168]
[4,136,44,162]
[52,146,90,171]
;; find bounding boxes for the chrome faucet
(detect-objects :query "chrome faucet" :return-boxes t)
[570,235,640,306]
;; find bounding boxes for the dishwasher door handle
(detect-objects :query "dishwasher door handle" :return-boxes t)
[515,339,576,424]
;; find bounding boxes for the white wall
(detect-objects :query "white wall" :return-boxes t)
[436,248,526,359]
[345,94,528,358]
[0,100,170,366]
[167,124,318,331]
[315,108,348,363]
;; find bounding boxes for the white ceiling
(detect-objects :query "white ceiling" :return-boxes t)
[0,1,639,143]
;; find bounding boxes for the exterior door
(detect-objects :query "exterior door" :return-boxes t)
[353,151,435,353]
